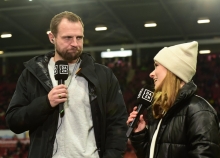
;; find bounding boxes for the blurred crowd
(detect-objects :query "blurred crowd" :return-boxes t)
[0,53,219,158]
[0,135,29,158]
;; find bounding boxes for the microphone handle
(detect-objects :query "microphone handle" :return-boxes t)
[126,104,145,138]
[58,79,65,117]
[58,80,65,85]
[59,103,64,116]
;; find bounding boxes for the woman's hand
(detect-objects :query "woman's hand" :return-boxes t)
[127,106,146,133]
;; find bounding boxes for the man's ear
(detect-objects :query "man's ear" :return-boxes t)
[48,32,55,44]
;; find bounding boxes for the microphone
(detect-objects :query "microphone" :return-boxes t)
[54,60,69,116]
[126,85,154,138]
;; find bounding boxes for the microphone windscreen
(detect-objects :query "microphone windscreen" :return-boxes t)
[137,85,154,106]
[54,60,69,80]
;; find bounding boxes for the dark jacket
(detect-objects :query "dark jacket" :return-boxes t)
[130,81,220,158]
[6,52,128,158]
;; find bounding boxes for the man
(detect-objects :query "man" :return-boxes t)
[6,11,128,158]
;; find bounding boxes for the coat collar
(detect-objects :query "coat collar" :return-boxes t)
[147,80,197,123]
[24,51,54,91]
[162,80,197,121]
[24,51,99,91]
[78,53,99,88]
[174,80,197,105]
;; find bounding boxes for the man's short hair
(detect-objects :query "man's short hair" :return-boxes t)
[50,11,84,37]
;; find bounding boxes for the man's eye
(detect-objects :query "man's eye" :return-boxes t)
[77,36,83,40]
[63,37,71,40]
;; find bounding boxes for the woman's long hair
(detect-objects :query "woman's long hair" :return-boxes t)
[152,70,182,119]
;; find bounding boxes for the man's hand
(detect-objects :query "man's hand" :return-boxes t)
[48,84,68,107]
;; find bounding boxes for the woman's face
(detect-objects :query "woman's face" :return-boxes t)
[149,61,167,90]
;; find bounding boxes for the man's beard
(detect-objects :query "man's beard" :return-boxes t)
[56,47,83,62]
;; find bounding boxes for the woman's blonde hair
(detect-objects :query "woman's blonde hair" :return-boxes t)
[152,70,182,119]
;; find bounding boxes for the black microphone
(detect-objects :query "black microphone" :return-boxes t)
[126,85,154,138]
[54,60,69,117]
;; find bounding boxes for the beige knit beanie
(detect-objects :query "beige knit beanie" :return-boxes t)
[154,41,198,83]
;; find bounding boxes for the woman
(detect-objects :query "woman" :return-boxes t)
[127,41,220,158]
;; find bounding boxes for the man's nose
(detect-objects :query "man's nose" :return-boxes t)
[70,38,78,46]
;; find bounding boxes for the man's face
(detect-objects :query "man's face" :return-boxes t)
[53,19,84,63]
